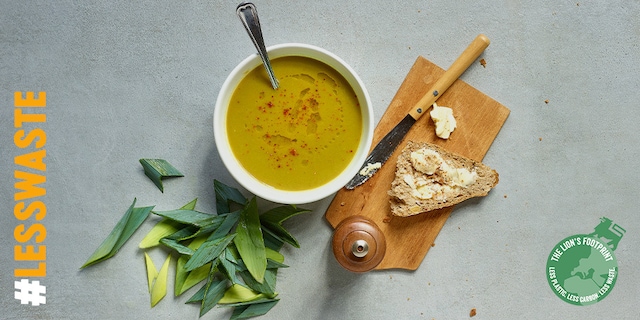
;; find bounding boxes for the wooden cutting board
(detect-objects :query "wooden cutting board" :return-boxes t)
[325,56,510,271]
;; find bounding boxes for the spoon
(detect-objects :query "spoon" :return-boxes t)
[236,2,279,90]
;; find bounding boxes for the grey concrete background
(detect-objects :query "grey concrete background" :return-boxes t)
[1,1,638,319]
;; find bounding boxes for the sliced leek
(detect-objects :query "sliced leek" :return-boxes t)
[83,179,306,319]
[80,199,153,268]
[144,252,158,293]
[139,198,198,248]
[150,255,171,307]
[218,284,268,304]
[139,158,183,192]
[233,197,266,283]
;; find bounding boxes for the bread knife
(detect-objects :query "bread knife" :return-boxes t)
[345,34,490,189]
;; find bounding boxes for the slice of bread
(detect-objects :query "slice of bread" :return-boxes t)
[388,141,499,217]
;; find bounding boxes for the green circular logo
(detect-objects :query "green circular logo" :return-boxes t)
[546,234,618,305]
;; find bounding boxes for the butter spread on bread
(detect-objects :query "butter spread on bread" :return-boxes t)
[388,141,498,217]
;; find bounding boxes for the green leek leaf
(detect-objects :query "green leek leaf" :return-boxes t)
[229,300,279,320]
[265,247,284,264]
[266,259,288,269]
[224,245,245,269]
[201,280,226,316]
[140,199,198,248]
[179,198,198,211]
[175,236,210,296]
[189,219,226,240]
[208,210,241,241]
[239,268,277,296]
[234,197,267,283]
[81,199,154,268]
[176,259,211,296]
[214,179,247,213]
[262,228,285,252]
[185,282,206,304]
[218,284,267,304]
[223,248,285,272]
[153,209,219,227]
[139,219,183,249]
[229,257,247,272]
[219,250,240,284]
[159,238,195,256]
[165,225,200,241]
[140,159,184,192]
[200,266,227,317]
[260,205,310,248]
[184,233,236,271]
[85,178,303,319]
[219,297,279,308]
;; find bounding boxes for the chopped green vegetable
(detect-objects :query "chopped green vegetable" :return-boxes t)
[262,229,285,252]
[180,198,199,211]
[219,249,241,284]
[222,246,288,272]
[175,236,210,296]
[144,252,171,306]
[234,197,267,283]
[260,205,310,248]
[184,233,236,271]
[139,219,182,249]
[164,225,200,241]
[83,179,307,320]
[159,237,196,256]
[81,199,154,268]
[239,268,277,296]
[200,267,226,317]
[139,198,198,248]
[185,283,206,304]
[140,158,184,192]
[229,300,279,320]
[176,257,211,296]
[219,297,279,308]
[208,210,241,241]
[266,259,288,269]
[152,209,220,228]
[144,252,158,293]
[214,179,247,213]
[150,254,171,307]
[218,284,269,304]
[265,247,284,264]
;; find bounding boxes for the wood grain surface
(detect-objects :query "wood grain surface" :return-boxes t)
[325,56,510,270]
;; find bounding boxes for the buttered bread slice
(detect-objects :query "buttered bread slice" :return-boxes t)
[388,141,499,217]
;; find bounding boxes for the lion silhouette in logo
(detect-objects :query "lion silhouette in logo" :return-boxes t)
[589,217,626,251]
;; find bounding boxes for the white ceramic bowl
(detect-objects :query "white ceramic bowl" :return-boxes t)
[213,43,373,204]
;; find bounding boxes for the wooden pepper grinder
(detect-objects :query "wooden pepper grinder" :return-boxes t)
[331,216,386,272]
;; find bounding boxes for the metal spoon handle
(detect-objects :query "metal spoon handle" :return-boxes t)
[236,2,279,89]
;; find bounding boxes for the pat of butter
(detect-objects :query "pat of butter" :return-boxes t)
[430,103,457,139]
[404,147,478,202]
[359,162,381,177]
[410,148,441,175]
[404,174,434,200]
[413,179,435,200]
[447,168,478,188]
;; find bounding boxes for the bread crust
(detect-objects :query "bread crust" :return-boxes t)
[388,141,499,217]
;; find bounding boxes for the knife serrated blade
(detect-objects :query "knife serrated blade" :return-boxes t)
[345,115,416,189]
[344,34,491,189]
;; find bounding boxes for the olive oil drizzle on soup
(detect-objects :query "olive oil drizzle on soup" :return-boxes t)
[227,56,362,191]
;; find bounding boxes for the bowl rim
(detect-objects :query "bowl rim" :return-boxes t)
[213,43,373,204]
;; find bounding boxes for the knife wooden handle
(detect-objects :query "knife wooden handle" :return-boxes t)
[408,34,490,120]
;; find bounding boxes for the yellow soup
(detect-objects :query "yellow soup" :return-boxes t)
[226,56,362,191]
